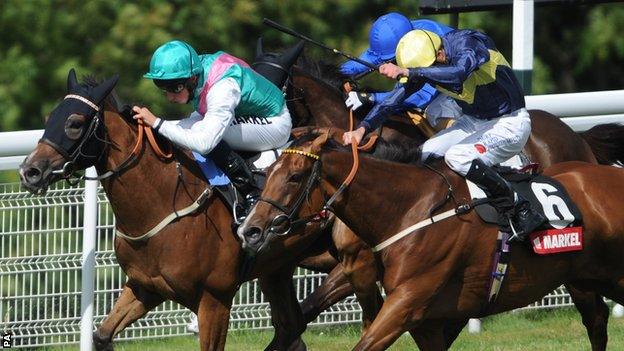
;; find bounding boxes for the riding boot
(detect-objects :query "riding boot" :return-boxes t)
[465,159,546,242]
[210,141,261,224]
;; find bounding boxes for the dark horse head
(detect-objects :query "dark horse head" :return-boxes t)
[252,37,305,90]
[20,69,119,194]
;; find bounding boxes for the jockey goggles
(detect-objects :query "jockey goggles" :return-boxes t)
[154,78,188,94]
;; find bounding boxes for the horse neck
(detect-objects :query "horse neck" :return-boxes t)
[321,152,459,248]
[97,110,209,235]
[291,73,350,129]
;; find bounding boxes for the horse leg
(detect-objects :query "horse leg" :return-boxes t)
[407,322,451,351]
[259,266,307,351]
[352,286,419,351]
[567,284,609,351]
[299,264,354,323]
[93,282,165,351]
[196,291,233,351]
[442,319,469,349]
[332,220,383,331]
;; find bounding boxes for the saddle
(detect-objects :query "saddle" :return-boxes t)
[467,166,583,234]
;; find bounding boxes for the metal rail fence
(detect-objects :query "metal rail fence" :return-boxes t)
[0,180,578,348]
[0,180,363,348]
[1,90,624,348]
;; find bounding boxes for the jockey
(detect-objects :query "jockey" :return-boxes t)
[346,29,545,241]
[340,12,458,130]
[133,40,292,221]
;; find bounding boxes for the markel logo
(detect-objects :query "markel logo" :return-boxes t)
[530,226,583,254]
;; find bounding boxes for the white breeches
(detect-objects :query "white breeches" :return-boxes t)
[223,105,292,152]
[421,108,531,176]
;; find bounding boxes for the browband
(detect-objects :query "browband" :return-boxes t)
[64,94,99,112]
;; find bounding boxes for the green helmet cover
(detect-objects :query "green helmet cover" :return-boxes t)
[144,40,202,80]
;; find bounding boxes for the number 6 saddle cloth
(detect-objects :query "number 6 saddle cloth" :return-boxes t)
[467,166,584,253]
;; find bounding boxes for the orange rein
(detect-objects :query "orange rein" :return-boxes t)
[134,119,173,160]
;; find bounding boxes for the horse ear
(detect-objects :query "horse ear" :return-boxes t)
[92,74,119,104]
[280,40,305,68]
[291,126,315,139]
[310,128,332,152]
[67,68,79,92]
[255,37,264,60]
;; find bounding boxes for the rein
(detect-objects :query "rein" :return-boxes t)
[84,119,173,181]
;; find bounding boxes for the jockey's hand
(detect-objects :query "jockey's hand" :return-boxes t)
[379,63,409,81]
[345,91,375,111]
[132,106,157,127]
[342,127,366,146]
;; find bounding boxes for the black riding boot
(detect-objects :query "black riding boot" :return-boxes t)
[465,159,545,242]
[211,142,261,223]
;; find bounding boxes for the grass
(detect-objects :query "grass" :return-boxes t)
[41,307,624,350]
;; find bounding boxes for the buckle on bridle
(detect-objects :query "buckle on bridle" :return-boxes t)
[269,213,292,236]
[51,161,75,178]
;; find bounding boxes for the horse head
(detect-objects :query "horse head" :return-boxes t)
[237,127,342,255]
[252,37,305,90]
[20,68,119,194]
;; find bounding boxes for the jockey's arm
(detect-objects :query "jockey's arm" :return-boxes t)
[371,83,438,110]
[157,78,240,155]
[357,85,408,133]
[407,37,485,92]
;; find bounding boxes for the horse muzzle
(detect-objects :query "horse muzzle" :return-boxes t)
[238,225,266,256]
[19,155,65,195]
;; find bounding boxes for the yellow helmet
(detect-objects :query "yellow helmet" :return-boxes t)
[396,30,442,68]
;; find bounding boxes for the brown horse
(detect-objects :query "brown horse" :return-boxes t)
[285,61,624,350]
[18,70,335,351]
[240,127,624,350]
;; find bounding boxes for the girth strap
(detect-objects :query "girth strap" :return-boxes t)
[115,187,212,242]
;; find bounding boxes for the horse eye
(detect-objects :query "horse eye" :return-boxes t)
[64,114,86,140]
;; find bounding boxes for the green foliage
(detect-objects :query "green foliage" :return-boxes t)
[1,1,623,132]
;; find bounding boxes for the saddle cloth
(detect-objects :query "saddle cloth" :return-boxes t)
[467,166,583,231]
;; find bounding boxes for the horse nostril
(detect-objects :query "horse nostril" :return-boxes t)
[25,166,42,184]
[243,226,263,245]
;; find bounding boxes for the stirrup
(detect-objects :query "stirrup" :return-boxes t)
[507,218,522,243]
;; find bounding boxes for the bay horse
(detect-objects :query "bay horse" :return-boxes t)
[19,70,334,351]
[239,127,624,350]
[284,60,624,350]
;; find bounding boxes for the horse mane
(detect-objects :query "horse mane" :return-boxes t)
[294,55,349,95]
[291,131,422,165]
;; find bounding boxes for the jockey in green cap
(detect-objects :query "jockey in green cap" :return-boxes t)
[133,40,292,222]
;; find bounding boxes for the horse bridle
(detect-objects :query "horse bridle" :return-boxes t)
[39,95,108,184]
[41,94,171,184]
[255,149,329,236]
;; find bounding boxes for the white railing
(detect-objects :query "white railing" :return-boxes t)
[1,90,624,348]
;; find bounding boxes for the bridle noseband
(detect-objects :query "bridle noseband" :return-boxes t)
[256,149,329,236]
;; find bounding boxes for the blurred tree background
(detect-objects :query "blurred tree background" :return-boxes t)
[1,0,623,134]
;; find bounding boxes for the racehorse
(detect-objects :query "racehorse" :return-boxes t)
[239,127,624,350]
[263,60,624,350]
[18,70,334,351]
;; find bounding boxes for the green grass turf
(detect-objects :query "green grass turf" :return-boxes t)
[42,307,624,350]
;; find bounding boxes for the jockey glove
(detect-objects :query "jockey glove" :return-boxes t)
[345,91,375,111]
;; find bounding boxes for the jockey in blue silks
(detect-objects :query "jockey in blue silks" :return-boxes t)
[340,12,454,127]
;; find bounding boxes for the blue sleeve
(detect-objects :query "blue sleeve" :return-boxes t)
[372,83,438,111]
[340,60,370,75]
[402,83,438,109]
[408,37,486,93]
[357,86,406,132]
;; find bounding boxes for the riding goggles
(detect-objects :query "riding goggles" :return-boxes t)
[154,78,188,94]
